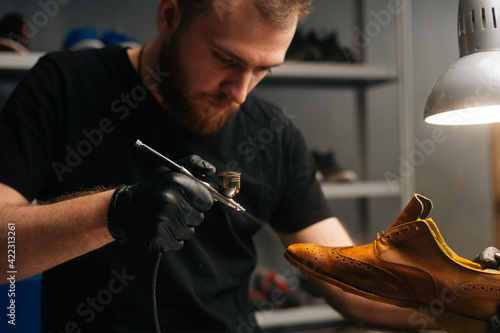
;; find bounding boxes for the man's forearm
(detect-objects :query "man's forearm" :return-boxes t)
[0,190,115,282]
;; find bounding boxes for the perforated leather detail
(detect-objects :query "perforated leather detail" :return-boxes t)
[332,249,417,300]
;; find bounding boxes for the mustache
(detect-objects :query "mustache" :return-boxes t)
[197,94,240,112]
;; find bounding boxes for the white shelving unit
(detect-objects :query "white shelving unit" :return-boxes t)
[259,1,415,206]
[262,60,404,201]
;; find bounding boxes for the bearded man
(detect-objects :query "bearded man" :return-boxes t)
[2,0,494,332]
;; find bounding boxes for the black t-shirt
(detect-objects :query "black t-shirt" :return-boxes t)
[0,46,332,332]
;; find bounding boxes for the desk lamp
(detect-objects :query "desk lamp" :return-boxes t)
[425,0,500,125]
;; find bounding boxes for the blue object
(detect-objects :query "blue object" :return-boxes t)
[63,26,105,51]
[0,274,41,332]
[101,29,141,48]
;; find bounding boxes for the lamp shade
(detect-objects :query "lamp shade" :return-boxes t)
[424,0,500,125]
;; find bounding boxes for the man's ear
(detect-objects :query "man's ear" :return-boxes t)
[157,0,183,36]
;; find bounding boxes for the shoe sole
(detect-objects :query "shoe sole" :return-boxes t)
[284,250,491,333]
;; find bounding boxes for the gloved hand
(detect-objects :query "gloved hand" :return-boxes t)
[473,246,500,269]
[107,155,215,252]
[474,247,500,331]
[489,303,500,332]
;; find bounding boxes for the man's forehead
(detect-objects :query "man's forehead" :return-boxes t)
[206,0,299,32]
[210,0,246,22]
[209,0,255,23]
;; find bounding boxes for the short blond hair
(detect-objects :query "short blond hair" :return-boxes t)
[178,0,313,30]
[254,0,313,29]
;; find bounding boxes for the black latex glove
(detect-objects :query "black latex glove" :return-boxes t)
[490,303,500,333]
[474,247,500,331]
[473,246,500,269]
[107,155,215,252]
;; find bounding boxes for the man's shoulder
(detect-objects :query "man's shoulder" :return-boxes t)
[242,93,278,113]
[42,45,126,60]
[241,93,285,120]
[37,46,129,72]
[240,93,297,131]
[28,46,136,93]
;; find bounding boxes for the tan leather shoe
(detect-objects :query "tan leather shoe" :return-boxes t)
[284,194,500,333]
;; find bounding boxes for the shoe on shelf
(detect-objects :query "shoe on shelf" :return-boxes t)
[285,30,323,61]
[101,29,141,49]
[285,29,360,63]
[63,26,105,51]
[0,13,29,53]
[320,32,360,63]
[284,194,500,333]
[312,150,357,182]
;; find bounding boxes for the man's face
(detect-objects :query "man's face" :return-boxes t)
[157,1,296,136]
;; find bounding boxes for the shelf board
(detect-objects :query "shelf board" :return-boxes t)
[256,303,343,329]
[263,61,397,86]
[0,54,397,86]
[0,52,44,71]
[321,180,400,199]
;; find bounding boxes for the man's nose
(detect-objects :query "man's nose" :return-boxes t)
[220,70,256,105]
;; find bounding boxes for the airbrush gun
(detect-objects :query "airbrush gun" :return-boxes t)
[134,140,245,213]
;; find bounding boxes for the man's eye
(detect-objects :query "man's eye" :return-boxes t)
[257,67,272,75]
[216,54,234,65]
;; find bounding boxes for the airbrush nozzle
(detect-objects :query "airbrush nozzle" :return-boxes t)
[134,140,143,148]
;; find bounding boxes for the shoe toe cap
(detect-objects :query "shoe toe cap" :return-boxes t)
[285,243,334,268]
